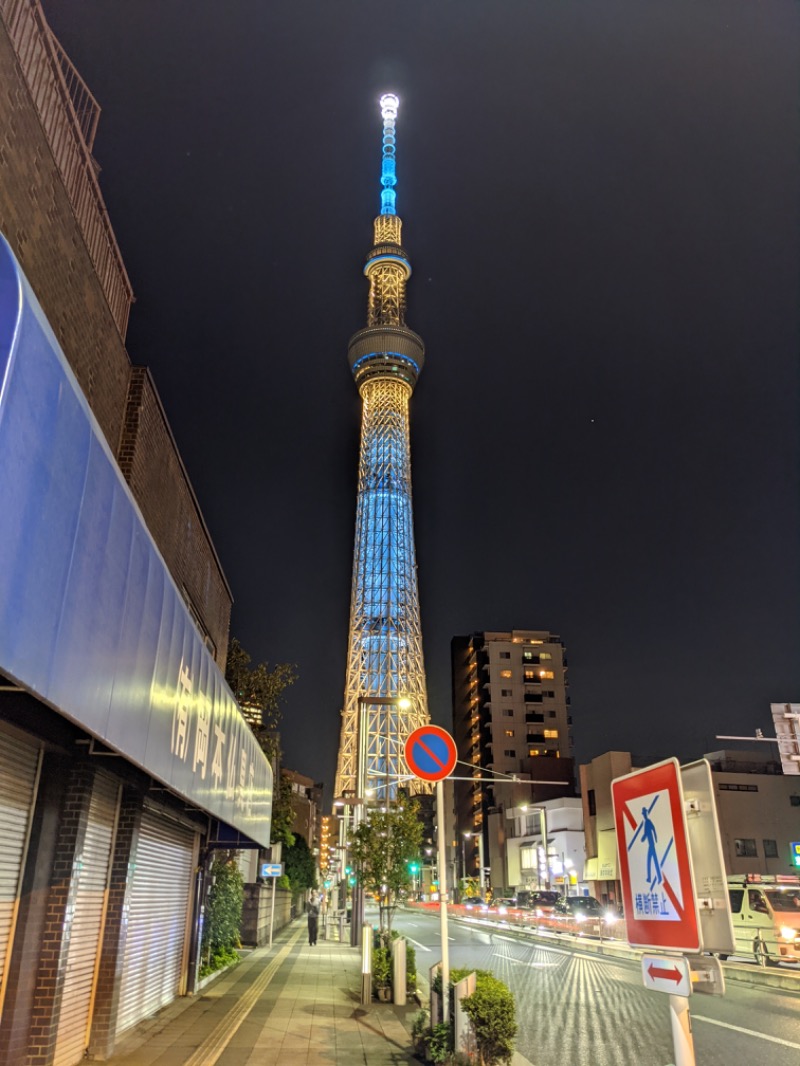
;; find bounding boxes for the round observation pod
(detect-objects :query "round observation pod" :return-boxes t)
[347,325,425,391]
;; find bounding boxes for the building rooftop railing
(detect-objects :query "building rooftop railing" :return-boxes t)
[2,0,134,337]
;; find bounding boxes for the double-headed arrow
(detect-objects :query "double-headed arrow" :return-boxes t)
[647,962,683,985]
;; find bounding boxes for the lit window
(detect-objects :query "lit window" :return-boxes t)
[528,749,540,756]
[500,670,512,679]
[544,729,558,739]
[523,668,537,682]
[539,670,555,680]
[539,652,552,661]
[505,729,515,737]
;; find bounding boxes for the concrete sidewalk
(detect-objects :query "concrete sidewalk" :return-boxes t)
[104,920,421,1066]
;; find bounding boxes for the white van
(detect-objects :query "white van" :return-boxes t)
[725,875,800,965]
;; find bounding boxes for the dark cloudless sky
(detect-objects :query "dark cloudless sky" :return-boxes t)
[42,1,799,799]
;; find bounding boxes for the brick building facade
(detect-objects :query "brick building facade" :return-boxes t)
[0,5,265,1064]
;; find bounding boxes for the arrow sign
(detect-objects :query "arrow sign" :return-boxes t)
[647,963,683,985]
[641,954,691,997]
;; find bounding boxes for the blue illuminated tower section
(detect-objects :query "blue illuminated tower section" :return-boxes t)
[335,95,431,801]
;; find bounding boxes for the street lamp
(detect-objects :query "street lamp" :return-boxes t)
[352,694,412,946]
[462,831,472,888]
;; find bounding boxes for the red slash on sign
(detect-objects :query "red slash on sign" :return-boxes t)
[647,963,683,985]
[640,954,692,996]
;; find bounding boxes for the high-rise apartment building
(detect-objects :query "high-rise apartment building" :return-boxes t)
[334,95,430,803]
[452,630,575,883]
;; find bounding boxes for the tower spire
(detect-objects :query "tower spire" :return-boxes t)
[379,93,399,215]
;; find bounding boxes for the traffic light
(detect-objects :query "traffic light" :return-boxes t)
[408,861,419,874]
[345,865,352,875]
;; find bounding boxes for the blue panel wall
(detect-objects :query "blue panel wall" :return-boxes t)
[0,235,272,845]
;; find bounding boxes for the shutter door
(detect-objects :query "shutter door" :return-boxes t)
[52,772,120,1066]
[116,811,196,1035]
[0,728,42,1018]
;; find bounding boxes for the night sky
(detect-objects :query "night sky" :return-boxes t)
[42,2,799,800]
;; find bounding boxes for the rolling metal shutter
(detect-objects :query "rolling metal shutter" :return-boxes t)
[116,810,196,1035]
[52,772,120,1066]
[0,728,42,1020]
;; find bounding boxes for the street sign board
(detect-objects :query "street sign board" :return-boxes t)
[680,760,735,955]
[641,954,691,997]
[260,862,284,878]
[791,842,800,869]
[405,725,458,782]
[612,758,702,952]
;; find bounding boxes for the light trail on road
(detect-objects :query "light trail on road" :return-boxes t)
[392,908,800,1065]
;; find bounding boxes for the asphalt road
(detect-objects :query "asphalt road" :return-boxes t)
[388,908,800,1066]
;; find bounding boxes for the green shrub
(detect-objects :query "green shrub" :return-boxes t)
[427,966,517,1066]
[201,854,244,974]
[372,944,392,993]
[406,942,417,992]
[461,974,517,1066]
[425,1021,453,1064]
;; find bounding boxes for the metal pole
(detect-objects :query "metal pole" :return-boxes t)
[268,877,276,948]
[477,833,485,895]
[352,699,368,948]
[669,994,696,1066]
[539,807,549,890]
[436,779,450,1024]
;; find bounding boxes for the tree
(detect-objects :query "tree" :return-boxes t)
[350,800,423,932]
[225,637,297,760]
[283,833,317,897]
[225,638,297,845]
[270,771,295,849]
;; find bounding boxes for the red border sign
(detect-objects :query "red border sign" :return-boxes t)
[612,758,701,952]
[404,725,458,782]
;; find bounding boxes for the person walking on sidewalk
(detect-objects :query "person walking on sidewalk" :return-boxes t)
[307,900,319,946]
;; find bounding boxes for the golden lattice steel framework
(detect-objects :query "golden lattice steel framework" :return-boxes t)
[335,96,431,802]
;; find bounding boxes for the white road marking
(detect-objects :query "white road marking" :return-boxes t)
[693,1016,800,1051]
[404,935,431,952]
[493,953,558,968]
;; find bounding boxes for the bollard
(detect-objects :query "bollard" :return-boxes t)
[392,937,407,1006]
[361,924,373,1005]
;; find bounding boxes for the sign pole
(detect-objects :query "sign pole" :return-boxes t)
[404,724,458,1026]
[669,994,696,1066]
[436,778,450,1023]
[269,877,276,948]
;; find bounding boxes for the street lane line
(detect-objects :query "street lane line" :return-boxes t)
[404,935,431,952]
[693,1016,800,1051]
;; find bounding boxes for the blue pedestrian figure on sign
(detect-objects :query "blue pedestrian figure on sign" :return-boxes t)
[641,807,662,885]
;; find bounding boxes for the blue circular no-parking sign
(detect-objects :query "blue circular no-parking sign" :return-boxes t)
[404,725,458,781]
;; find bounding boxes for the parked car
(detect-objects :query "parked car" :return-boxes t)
[527,891,561,916]
[492,897,519,914]
[552,895,604,931]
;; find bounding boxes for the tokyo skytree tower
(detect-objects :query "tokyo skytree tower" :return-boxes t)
[334,94,431,802]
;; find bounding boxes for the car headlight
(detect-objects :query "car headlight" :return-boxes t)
[604,911,616,925]
[575,913,585,923]
[779,926,796,941]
